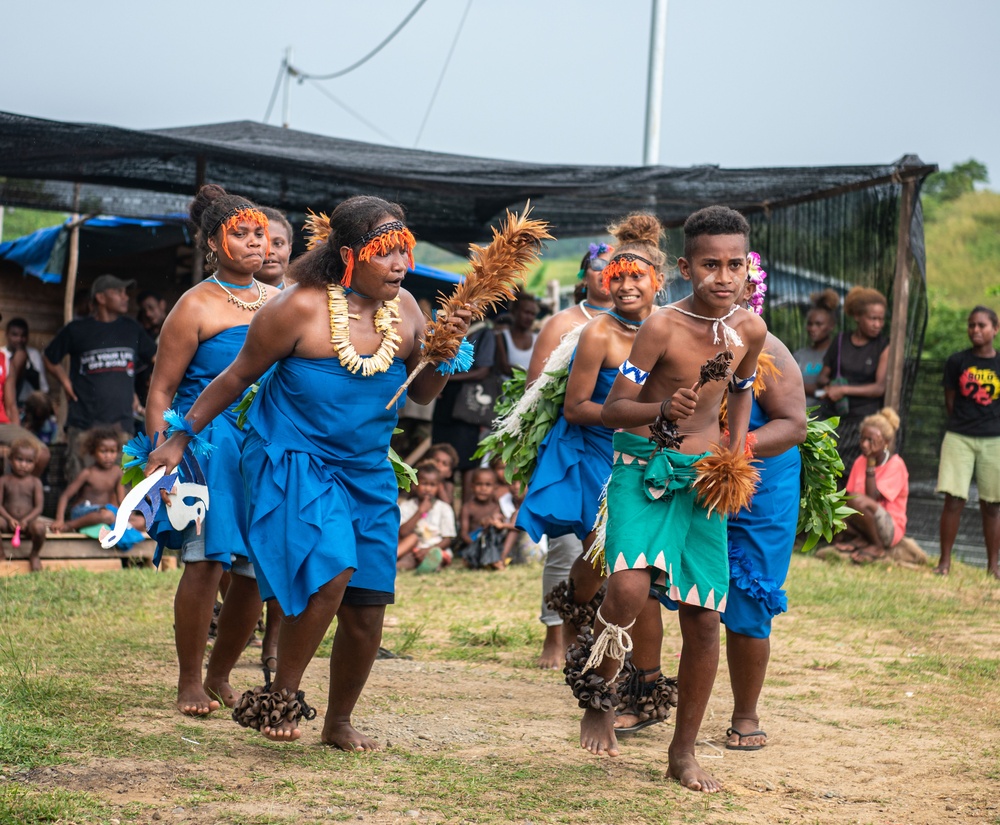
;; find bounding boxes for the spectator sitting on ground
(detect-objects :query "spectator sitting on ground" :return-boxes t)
[397,461,457,573]
[459,467,515,570]
[425,442,459,511]
[50,426,144,549]
[835,407,909,564]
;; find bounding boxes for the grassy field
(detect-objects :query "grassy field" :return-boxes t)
[1,555,998,824]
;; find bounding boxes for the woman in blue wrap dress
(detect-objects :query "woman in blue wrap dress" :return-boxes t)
[148,195,470,749]
[146,184,273,718]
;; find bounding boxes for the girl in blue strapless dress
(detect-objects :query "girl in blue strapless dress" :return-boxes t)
[516,361,617,543]
[147,195,474,750]
[145,184,274,719]
[518,240,663,599]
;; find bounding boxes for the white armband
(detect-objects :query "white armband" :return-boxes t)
[730,371,757,392]
[619,359,649,385]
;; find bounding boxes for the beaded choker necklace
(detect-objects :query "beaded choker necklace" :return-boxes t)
[605,310,644,331]
[211,277,257,289]
[209,276,267,311]
[327,283,402,376]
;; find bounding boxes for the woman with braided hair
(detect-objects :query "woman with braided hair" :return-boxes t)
[525,242,615,668]
[147,195,470,748]
[145,183,274,717]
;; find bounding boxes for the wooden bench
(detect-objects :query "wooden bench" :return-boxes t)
[0,531,174,575]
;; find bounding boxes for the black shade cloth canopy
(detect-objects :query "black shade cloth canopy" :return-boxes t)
[0,111,933,248]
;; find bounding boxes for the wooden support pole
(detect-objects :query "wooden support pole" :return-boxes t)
[885,177,916,412]
[62,183,82,325]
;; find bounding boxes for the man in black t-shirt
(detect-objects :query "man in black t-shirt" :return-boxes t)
[44,275,156,476]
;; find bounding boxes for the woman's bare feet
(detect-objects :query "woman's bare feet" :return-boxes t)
[933,564,950,576]
[322,720,380,752]
[668,750,721,793]
[835,535,867,553]
[176,685,220,717]
[580,707,619,756]
[851,544,886,564]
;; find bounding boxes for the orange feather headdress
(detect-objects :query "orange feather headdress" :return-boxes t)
[303,213,416,288]
[209,205,270,260]
[601,252,655,291]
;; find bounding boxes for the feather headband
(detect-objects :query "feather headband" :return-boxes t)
[208,206,270,259]
[342,221,416,288]
[601,252,655,290]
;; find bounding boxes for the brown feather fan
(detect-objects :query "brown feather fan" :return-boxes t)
[692,445,761,517]
[385,203,553,408]
[303,210,332,250]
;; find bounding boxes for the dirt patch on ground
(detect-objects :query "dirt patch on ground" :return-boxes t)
[18,643,999,824]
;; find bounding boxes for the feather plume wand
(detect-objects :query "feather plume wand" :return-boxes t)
[693,446,761,518]
[385,203,553,409]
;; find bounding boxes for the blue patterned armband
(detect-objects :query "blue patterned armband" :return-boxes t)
[163,408,216,458]
[435,337,475,375]
[730,371,757,392]
[619,359,649,385]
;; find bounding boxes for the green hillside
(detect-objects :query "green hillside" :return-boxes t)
[924,189,1000,309]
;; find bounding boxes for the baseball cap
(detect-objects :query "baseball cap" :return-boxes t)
[90,274,137,299]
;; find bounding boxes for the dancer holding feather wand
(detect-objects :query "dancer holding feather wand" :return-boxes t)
[146,197,547,748]
[147,196,462,748]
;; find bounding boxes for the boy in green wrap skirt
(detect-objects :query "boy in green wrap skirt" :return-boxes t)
[578,207,766,795]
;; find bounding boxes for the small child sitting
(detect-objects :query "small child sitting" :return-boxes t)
[51,426,145,549]
[425,442,459,511]
[460,467,516,570]
[397,461,457,573]
[0,438,46,571]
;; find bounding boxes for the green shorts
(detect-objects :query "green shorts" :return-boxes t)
[937,431,1000,503]
[604,432,729,612]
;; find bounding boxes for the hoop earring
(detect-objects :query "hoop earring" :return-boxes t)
[205,250,218,270]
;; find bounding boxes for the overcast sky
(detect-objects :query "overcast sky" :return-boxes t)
[3,0,997,183]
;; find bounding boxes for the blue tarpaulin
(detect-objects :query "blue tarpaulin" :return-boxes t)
[0,215,190,283]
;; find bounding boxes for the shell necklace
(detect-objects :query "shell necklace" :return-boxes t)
[209,276,267,311]
[327,283,402,376]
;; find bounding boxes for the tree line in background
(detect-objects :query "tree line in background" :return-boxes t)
[921,159,998,358]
